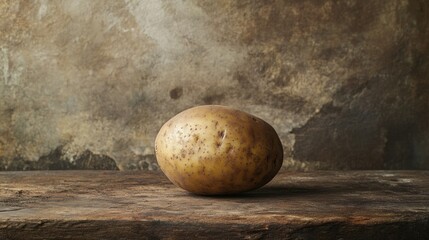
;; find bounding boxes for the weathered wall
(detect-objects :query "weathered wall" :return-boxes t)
[0,0,428,170]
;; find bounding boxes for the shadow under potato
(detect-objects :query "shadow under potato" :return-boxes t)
[189,185,343,199]
[191,180,419,199]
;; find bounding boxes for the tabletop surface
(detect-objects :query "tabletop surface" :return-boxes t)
[0,170,428,239]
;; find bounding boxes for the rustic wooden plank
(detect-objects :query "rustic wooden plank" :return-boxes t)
[0,171,428,240]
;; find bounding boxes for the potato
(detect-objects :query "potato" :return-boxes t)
[155,105,283,195]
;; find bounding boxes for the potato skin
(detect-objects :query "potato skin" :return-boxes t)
[155,105,283,195]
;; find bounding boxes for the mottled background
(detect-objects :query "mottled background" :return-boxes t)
[0,0,428,171]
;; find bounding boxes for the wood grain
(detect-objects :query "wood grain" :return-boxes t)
[0,171,428,239]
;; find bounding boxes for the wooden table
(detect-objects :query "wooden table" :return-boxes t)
[0,171,428,239]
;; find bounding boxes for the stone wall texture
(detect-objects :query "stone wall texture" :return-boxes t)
[0,0,428,170]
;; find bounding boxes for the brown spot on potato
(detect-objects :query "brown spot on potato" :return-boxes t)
[192,134,200,142]
[246,149,253,157]
[218,130,226,139]
[180,149,186,159]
